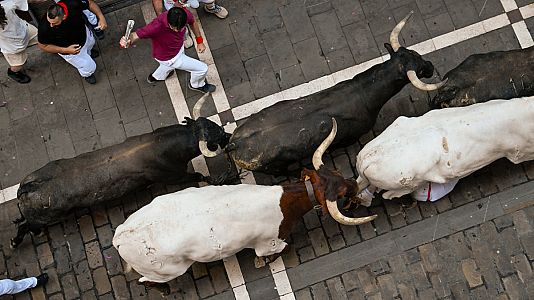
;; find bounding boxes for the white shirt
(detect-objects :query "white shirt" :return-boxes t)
[410,179,459,202]
[0,0,30,54]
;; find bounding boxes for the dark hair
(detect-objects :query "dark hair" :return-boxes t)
[0,5,7,30]
[47,4,65,19]
[167,7,187,29]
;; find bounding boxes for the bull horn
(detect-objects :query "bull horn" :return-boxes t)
[192,92,210,120]
[312,118,337,170]
[199,140,223,158]
[390,11,413,52]
[407,70,448,91]
[326,201,378,225]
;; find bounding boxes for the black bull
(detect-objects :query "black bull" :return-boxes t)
[431,46,534,108]
[226,13,445,175]
[11,113,231,248]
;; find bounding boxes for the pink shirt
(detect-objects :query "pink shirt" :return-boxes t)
[136,9,194,61]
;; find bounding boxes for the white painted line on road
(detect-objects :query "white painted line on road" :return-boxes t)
[140,2,250,299]
[270,257,295,299]
[520,4,534,19]
[0,184,19,205]
[512,21,534,48]
[500,0,518,12]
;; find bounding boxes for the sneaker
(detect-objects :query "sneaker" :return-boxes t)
[204,3,228,19]
[84,74,97,84]
[188,82,216,93]
[7,68,31,84]
[35,273,49,287]
[184,27,194,49]
[94,28,105,40]
[147,70,175,84]
[90,49,99,59]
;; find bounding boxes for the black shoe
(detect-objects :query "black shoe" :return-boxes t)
[188,82,216,93]
[84,74,96,84]
[90,49,99,59]
[7,69,31,84]
[35,273,49,287]
[147,70,175,84]
[94,28,105,40]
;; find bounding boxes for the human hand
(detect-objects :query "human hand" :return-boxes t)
[66,44,81,54]
[119,36,130,48]
[96,18,108,30]
[197,42,206,53]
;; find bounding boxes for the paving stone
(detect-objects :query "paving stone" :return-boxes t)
[60,272,80,300]
[141,88,178,129]
[416,0,448,19]
[418,201,438,218]
[94,107,126,147]
[65,230,86,264]
[520,232,534,260]
[93,266,112,295]
[377,274,398,299]
[383,201,408,229]
[44,268,61,294]
[208,264,230,293]
[293,37,330,81]
[502,274,528,300]
[246,275,278,300]
[278,2,315,44]
[54,245,73,274]
[407,262,432,291]
[129,280,148,299]
[512,210,532,236]
[461,258,483,288]
[124,117,152,137]
[295,288,313,300]
[107,206,125,230]
[74,260,94,292]
[48,293,65,300]
[11,114,49,179]
[491,159,529,191]
[3,83,34,122]
[276,64,307,90]
[341,270,361,292]
[305,0,332,16]
[253,0,284,33]
[96,224,114,249]
[303,211,322,230]
[511,253,533,284]
[369,206,390,235]
[230,17,266,61]
[358,221,377,241]
[369,259,390,277]
[81,290,97,300]
[357,268,378,295]
[310,281,329,299]
[331,0,364,26]
[191,262,208,280]
[47,224,66,249]
[471,0,504,19]
[198,16,233,51]
[311,10,350,56]
[36,243,54,269]
[78,215,97,243]
[322,215,341,238]
[244,54,280,98]
[103,247,123,277]
[329,234,346,251]
[30,286,46,300]
[195,276,216,298]
[73,134,102,155]
[309,228,330,256]
[298,246,316,263]
[236,249,270,283]
[212,44,249,90]
[325,277,348,300]
[340,223,362,246]
[85,240,104,269]
[110,275,131,300]
[282,245,300,268]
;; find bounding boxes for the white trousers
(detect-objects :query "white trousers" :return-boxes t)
[163,0,214,10]
[0,277,37,295]
[153,46,208,88]
[58,27,96,78]
[83,10,98,26]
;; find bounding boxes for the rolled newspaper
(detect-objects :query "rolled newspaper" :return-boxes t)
[123,20,135,49]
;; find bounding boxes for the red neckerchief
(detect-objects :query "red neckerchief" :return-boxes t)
[57,2,69,20]
[426,182,432,201]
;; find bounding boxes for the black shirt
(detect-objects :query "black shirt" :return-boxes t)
[37,0,89,48]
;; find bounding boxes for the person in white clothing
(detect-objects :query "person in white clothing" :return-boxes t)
[0,273,48,296]
[37,0,107,84]
[0,0,38,83]
[357,179,460,206]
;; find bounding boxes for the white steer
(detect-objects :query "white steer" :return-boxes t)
[355,96,534,204]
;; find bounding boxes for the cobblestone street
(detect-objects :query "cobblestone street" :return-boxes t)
[0,0,533,299]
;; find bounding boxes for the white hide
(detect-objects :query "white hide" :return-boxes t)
[112,184,287,283]
[356,97,534,199]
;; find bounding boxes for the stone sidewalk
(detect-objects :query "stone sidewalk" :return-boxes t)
[0,0,534,299]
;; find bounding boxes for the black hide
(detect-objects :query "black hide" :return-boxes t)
[431,47,534,108]
[228,45,435,175]
[16,117,230,227]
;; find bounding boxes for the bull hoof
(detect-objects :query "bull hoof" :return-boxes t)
[254,256,266,268]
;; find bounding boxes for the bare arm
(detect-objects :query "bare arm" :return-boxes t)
[38,42,80,54]
[152,0,164,16]
[88,0,107,30]
[189,20,206,53]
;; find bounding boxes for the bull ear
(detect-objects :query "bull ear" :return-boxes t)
[384,43,395,55]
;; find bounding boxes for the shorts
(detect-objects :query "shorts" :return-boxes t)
[3,23,38,67]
